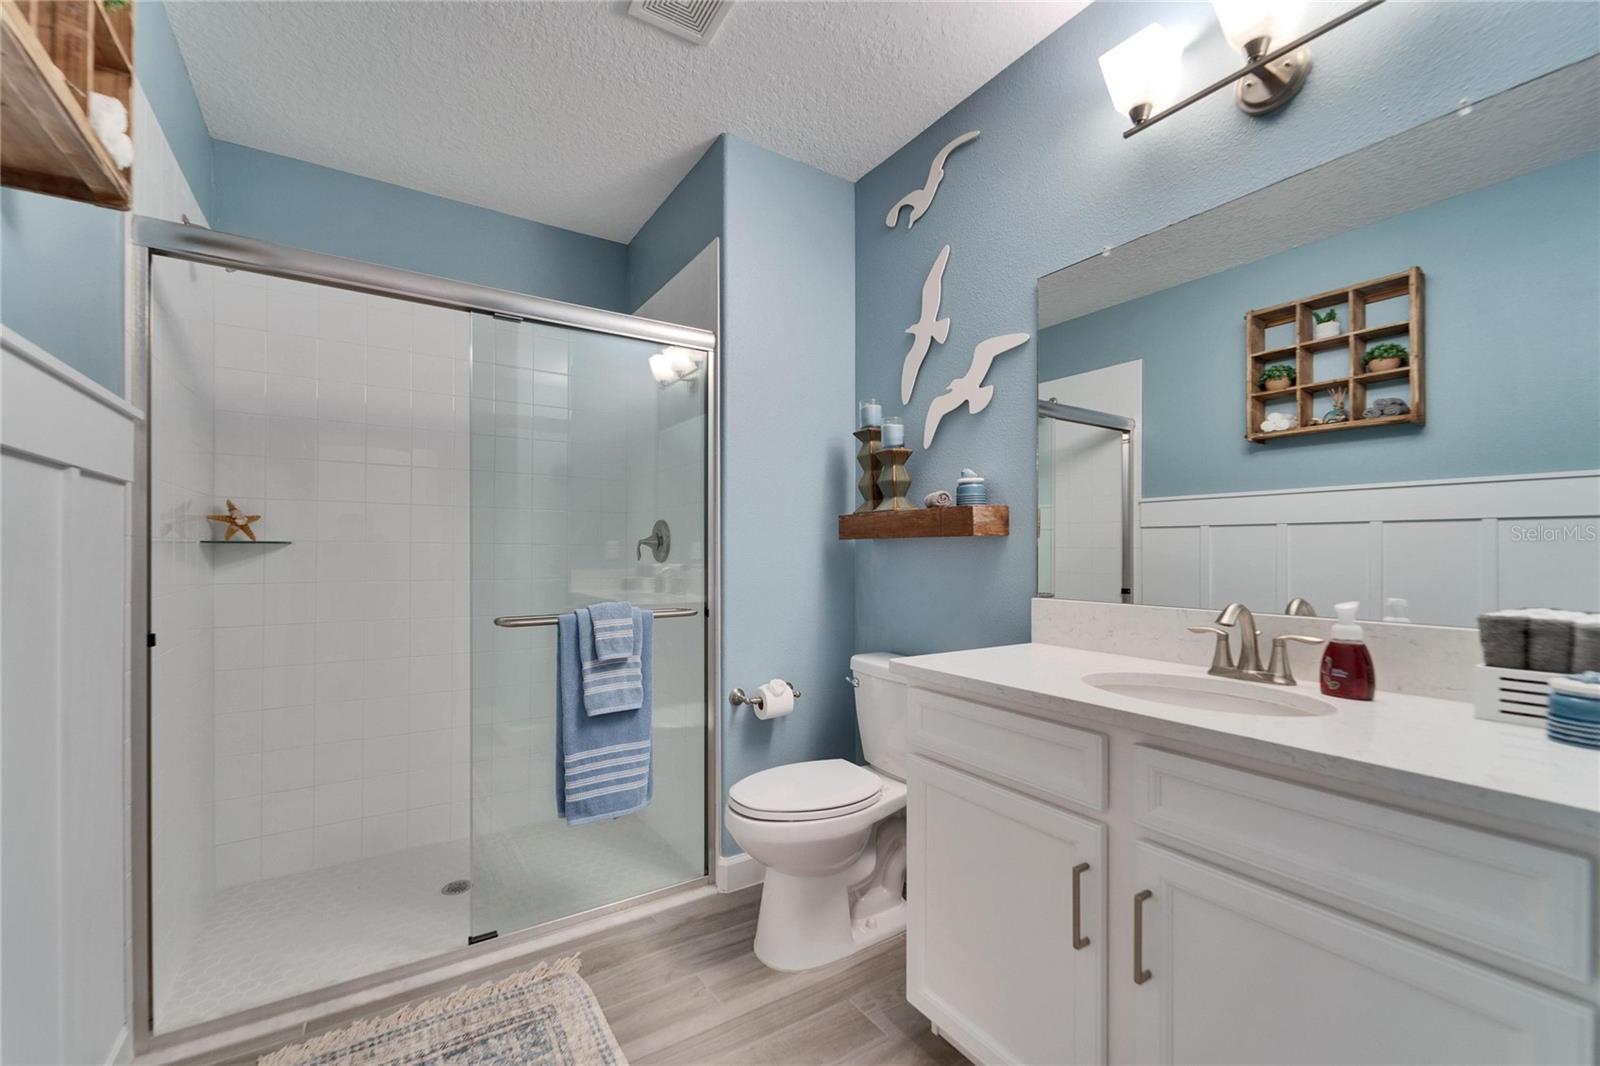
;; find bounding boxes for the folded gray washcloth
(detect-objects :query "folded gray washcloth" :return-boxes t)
[1477,611,1528,669]
[1573,617,1600,673]
[922,489,954,508]
[1527,609,1577,673]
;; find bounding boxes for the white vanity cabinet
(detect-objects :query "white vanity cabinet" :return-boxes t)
[906,754,1105,1066]
[1131,843,1594,1066]
[902,685,1598,1066]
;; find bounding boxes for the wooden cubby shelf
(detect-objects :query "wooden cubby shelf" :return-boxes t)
[838,505,1009,540]
[1,0,135,208]
[1245,267,1425,443]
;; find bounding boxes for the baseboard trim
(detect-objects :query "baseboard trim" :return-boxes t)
[716,852,765,893]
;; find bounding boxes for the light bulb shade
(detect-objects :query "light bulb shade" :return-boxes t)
[648,351,677,384]
[1098,24,1183,120]
[1211,0,1304,52]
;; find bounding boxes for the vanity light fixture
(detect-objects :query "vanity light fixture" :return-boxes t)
[1102,0,1384,138]
[648,345,703,387]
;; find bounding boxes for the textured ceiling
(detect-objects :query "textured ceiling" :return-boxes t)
[166,0,1089,243]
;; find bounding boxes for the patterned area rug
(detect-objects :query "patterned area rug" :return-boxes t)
[259,955,627,1065]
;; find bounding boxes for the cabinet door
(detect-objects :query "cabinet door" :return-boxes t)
[907,754,1105,1065]
[1131,842,1594,1066]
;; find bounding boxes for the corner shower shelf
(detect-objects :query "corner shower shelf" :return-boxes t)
[200,539,292,545]
[837,505,1009,540]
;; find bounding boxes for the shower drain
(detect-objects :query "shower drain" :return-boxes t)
[441,879,471,896]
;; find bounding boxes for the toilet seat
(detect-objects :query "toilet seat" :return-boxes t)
[727,759,884,822]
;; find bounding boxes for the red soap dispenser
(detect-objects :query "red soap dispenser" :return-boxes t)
[1321,601,1376,700]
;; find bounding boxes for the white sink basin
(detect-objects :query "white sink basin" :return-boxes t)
[1083,672,1334,717]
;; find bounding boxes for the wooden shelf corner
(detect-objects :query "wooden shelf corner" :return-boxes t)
[1,0,134,208]
[838,505,1009,540]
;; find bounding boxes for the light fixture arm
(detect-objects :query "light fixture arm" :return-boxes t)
[1124,0,1384,138]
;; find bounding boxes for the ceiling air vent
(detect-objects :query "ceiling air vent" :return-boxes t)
[627,0,732,45]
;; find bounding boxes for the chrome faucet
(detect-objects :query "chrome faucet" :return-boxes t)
[1284,596,1317,617]
[635,519,670,562]
[1190,602,1324,686]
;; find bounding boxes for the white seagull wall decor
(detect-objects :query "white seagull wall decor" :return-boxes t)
[884,130,979,230]
[900,244,951,403]
[922,332,1030,450]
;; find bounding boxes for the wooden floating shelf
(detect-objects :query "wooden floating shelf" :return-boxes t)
[1246,267,1424,444]
[838,505,1009,540]
[1,0,134,208]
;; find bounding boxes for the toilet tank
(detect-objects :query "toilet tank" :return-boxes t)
[851,652,908,781]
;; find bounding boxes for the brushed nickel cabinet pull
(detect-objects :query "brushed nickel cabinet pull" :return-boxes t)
[1133,889,1153,985]
[1071,862,1090,950]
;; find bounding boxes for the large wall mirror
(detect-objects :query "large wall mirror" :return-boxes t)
[1036,59,1600,628]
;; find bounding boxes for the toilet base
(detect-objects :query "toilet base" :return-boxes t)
[751,815,908,972]
[752,870,907,972]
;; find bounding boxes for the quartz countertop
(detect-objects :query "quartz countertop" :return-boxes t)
[890,642,1600,838]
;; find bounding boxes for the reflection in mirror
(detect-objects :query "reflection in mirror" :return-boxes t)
[1036,59,1600,627]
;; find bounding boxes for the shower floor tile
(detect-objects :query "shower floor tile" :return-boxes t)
[157,817,699,1032]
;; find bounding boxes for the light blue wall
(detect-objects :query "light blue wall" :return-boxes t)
[0,191,126,390]
[1040,153,1600,497]
[719,137,857,855]
[0,0,212,394]
[854,0,1600,656]
[625,135,858,856]
[626,140,725,312]
[136,0,214,217]
[212,141,628,311]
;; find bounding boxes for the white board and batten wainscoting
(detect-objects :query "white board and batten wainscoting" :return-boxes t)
[1,328,141,1065]
[1138,471,1600,625]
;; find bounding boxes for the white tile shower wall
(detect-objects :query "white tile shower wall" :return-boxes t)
[149,256,218,1019]
[202,265,472,886]
[470,318,572,840]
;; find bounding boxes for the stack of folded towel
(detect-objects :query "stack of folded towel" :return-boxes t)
[1547,673,1600,750]
[556,602,653,825]
[1478,609,1600,672]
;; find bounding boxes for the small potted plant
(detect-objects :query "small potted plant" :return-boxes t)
[1257,363,1296,392]
[1312,308,1340,339]
[1363,342,1409,373]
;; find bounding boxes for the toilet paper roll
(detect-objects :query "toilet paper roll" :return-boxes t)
[754,678,793,720]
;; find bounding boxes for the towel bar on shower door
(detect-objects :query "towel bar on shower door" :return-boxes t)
[492,606,702,628]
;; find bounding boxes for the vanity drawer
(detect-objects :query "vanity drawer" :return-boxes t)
[1133,747,1594,982]
[908,688,1105,811]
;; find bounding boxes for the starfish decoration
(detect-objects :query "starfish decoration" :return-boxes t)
[207,500,261,542]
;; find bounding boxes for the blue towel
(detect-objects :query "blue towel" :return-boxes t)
[576,606,644,715]
[557,610,653,825]
[588,601,636,661]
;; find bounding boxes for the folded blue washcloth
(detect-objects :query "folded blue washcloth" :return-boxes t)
[576,606,643,715]
[557,610,653,825]
[588,601,636,662]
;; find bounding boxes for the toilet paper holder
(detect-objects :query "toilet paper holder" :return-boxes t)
[729,681,802,711]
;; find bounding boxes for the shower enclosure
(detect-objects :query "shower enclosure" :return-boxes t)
[1036,398,1135,604]
[137,221,716,1040]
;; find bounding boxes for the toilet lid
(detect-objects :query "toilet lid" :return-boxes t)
[728,759,883,822]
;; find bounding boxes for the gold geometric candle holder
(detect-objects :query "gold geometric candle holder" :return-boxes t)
[853,427,883,513]
[875,447,914,511]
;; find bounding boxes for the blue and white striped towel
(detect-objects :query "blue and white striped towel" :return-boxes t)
[588,601,636,661]
[576,605,643,715]
[556,610,653,825]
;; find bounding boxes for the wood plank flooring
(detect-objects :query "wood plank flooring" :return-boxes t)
[236,886,967,1065]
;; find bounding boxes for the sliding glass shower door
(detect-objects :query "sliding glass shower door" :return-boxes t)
[146,247,711,1034]
[467,314,708,941]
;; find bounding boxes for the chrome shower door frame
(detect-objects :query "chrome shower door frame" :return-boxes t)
[128,218,722,1055]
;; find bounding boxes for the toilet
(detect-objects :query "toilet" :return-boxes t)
[725,652,910,972]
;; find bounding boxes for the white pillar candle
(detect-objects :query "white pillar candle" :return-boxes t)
[858,399,882,428]
[881,417,904,447]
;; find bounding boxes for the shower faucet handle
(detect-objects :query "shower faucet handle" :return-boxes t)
[636,519,671,562]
